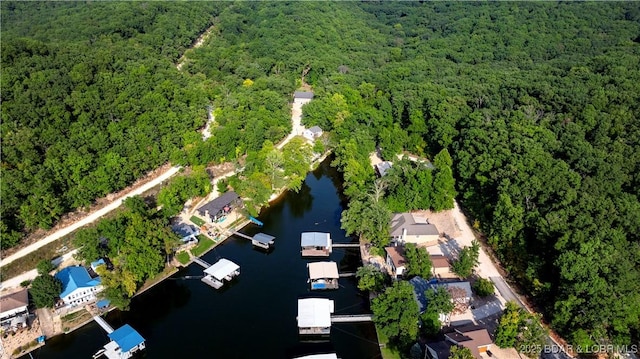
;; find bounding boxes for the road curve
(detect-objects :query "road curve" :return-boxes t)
[1,166,181,268]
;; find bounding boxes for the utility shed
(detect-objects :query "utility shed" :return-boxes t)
[297,298,334,335]
[301,232,332,257]
[308,262,339,290]
[252,233,275,249]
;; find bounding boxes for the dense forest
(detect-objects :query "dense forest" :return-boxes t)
[3,1,639,352]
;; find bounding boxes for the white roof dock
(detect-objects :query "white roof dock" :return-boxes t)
[203,259,240,280]
[294,354,338,359]
[301,232,331,248]
[308,262,339,280]
[297,298,334,328]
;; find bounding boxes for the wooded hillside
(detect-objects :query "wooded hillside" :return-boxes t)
[2,1,639,348]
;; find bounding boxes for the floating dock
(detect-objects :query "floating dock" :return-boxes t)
[301,232,332,257]
[297,298,334,335]
[308,262,339,290]
[231,231,276,249]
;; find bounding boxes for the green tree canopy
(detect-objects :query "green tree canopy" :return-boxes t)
[30,274,62,308]
[372,281,420,347]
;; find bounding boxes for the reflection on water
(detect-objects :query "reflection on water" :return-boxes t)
[24,156,380,359]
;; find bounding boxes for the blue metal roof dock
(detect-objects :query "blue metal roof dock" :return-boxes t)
[94,324,146,359]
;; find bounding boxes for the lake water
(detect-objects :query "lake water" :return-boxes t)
[25,158,381,359]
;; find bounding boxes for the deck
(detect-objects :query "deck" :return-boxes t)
[201,275,224,289]
[299,327,331,335]
[301,248,331,257]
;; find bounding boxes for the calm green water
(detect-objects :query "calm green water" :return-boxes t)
[25,158,381,359]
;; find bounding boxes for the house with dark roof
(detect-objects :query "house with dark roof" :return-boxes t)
[385,246,407,279]
[0,289,29,330]
[424,340,452,359]
[294,91,314,105]
[55,266,102,307]
[444,325,493,358]
[375,161,393,177]
[196,191,241,223]
[390,213,440,246]
[171,223,200,243]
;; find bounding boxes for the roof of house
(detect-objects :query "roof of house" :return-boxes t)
[171,223,199,238]
[426,341,453,359]
[90,259,106,270]
[0,289,28,314]
[385,246,407,268]
[438,281,472,299]
[297,298,334,328]
[294,91,314,99]
[204,259,240,280]
[252,233,275,244]
[307,126,323,134]
[390,213,439,237]
[55,266,101,298]
[308,262,339,280]
[301,232,331,248]
[430,255,450,269]
[375,161,393,177]
[409,276,437,312]
[197,191,239,217]
[444,325,493,358]
[108,324,145,352]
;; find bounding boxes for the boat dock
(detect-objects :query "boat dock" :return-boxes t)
[93,316,114,334]
[200,258,240,289]
[228,230,276,249]
[330,314,373,323]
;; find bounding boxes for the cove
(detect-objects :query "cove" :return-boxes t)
[24,158,381,359]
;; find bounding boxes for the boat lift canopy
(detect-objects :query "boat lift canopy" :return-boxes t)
[204,259,240,280]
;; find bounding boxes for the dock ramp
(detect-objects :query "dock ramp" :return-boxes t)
[330,314,373,323]
[93,315,114,334]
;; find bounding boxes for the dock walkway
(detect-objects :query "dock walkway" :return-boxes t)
[192,257,211,269]
[332,243,360,248]
[330,314,373,323]
[93,316,114,334]
[231,231,252,241]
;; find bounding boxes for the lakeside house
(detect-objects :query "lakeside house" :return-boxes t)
[410,276,473,318]
[374,161,393,177]
[303,126,323,141]
[301,232,332,257]
[0,289,29,331]
[297,298,334,335]
[307,262,339,290]
[385,246,407,279]
[55,266,102,308]
[171,223,200,244]
[444,325,493,358]
[293,91,314,105]
[196,191,241,223]
[390,213,440,246]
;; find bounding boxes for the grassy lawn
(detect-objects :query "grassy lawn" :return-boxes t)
[176,251,190,265]
[191,237,215,257]
[61,309,92,333]
[376,326,402,359]
[190,216,205,227]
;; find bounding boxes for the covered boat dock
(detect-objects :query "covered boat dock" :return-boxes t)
[301,232,332,257]
[307,262,339,290]
[201,258,240,289]
[297,298,334,335]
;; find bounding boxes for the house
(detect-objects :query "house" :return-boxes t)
[171,223,200,244]
[437,281,472,306]
[55,266,102,307]
[101,324,146,359]
[390,213,440,246]
[409,276,437,313]
[0,289,29,330]
[385,246,407,279]
[374,161,393,177]
[294,91,314,105]
[297,298,334,335]
[430,255,451,277]
[303,126,323,141]
[196,191,241,223]
[301,232,332,257]
[444,325,493,358]
[425,341,453,359]
[308,262,339,290]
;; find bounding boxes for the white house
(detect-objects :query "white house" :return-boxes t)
[0,289,29,330]
[385,246,407,279]
[390,213,440,246]
[293,91,314,105]
[303,126,323,141]
[55,266,102,307]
